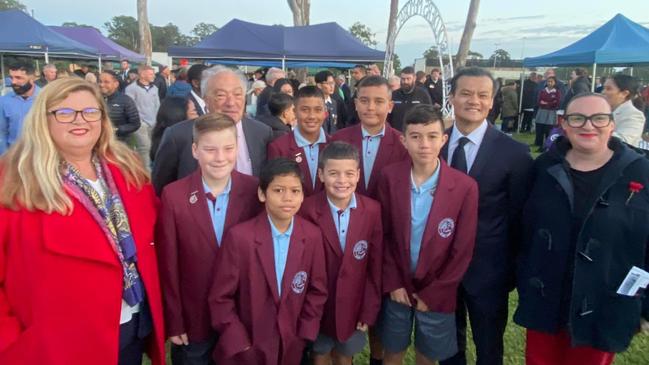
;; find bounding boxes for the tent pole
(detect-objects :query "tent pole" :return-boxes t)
[630,67,634,76]
[98,55,102,73]
[281,57,286,72]
[44,49,49,64]
[517,73,525,133]
[591,63,597,92]
[1,54,5,94]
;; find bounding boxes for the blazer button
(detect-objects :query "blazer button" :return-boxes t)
[150,241,155,246]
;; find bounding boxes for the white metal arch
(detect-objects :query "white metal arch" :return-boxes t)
[384,0,454,113]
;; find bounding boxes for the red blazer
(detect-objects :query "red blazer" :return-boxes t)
[377,159,479,312]
[267,131,330,197]
[299,192,382,342]
[0,165,165,365]
[209,213,328,365]
[330,124,408,199]
[156,169,262,341]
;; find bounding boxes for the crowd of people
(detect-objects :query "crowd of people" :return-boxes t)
[0,57,648,365]
[487,68,649,154]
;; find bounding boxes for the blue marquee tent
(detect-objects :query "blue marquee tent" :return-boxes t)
[50,26,145,62]
[0,10,97,59]
[523,14,649,67]
[168,19,385,65]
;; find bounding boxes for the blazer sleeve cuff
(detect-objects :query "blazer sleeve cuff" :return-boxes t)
[297,320,319,341]
[217,321,251,358]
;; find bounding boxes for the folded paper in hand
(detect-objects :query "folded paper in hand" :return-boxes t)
[617,266,649,296]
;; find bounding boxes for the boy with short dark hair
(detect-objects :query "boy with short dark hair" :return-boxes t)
[156,113,263,365]
[299,141,383,365]
[331,76,409,200]
[268,86,330,197]
[209,158,328,365]
[377,104,479,365]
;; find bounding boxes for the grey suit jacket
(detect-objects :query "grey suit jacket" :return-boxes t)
[152,116,273,195]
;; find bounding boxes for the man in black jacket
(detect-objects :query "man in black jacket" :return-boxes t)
[153,65,170,100]
[425,68,444,107]
[99,70,141,144]
[389,66,432,132]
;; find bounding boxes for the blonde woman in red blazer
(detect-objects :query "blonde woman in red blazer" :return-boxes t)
[0,78,165,365]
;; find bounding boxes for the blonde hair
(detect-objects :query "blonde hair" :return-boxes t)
[0,78,150,214]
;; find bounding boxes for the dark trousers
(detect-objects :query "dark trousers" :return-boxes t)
[501,117,517,133]
[170,336,217,365]
[439,285,509,365]
[521,111,535,132]
[119,306,153,365]
[534,124,553,147]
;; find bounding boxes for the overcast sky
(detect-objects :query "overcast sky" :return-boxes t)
[21,0,648,65]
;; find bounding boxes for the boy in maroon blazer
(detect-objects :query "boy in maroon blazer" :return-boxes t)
[377,105,479,365]
[299,142,383,365]
[156,113,262,365]
[209,158,328,365]
[268,86,330,197]
[330,75,409,200]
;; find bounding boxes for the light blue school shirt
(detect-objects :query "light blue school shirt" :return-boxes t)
[269,216,294,295]
[327,193,357,251]
[409,161,441,272]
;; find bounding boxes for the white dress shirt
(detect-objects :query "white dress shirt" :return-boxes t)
[235,120,253,175]
[448,120,489,173]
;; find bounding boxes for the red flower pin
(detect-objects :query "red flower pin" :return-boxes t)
[626,181,644,205]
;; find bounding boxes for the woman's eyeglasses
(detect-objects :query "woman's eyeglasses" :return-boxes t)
[564,113,613,128]
[49,108,103,123]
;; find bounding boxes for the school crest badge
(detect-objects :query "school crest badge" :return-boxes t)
[353,240,368,260]
[291,271,308,294]
[438,218,455,238]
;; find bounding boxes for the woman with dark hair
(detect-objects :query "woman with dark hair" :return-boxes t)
[535,76,561,151]
[603,74,646,148]
[515,93,649,365]
[273,78,295,96]
[150,96,188,162]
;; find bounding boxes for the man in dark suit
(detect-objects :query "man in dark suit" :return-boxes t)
[336,74,351,102]
[440,67,533,365]
[152,66,274,195]
[316,70,343,134]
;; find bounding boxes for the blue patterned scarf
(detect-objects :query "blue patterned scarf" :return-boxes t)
[61,157,145,307]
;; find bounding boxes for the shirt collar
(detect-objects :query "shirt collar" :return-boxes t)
[361,125,386,138]
[450,119,488,147]
[201,177,232,196]
[268,216,294,239]
[410,159,441,192]
[9,85,39,100]
[294,126,326,147]
[326,193,358,215]
[191,90,206,109]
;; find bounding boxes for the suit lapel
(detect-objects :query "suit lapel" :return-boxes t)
[348,125,366,193]
[414,162,455,278]
[343,196,364,257]
[468,125,497,179]
[255,216,281,304]
[315,193,344,257]
[187,169,219,253]
[368,125,396,189]
[223,171,247,236]
[393,162,413,265]
[288,134,315,194]
[280,220,306,304]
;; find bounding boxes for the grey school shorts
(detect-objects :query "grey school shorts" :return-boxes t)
[379,298,457,361]
[312,330,367,357]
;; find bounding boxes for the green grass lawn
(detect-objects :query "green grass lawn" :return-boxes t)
[147,131,649,364]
